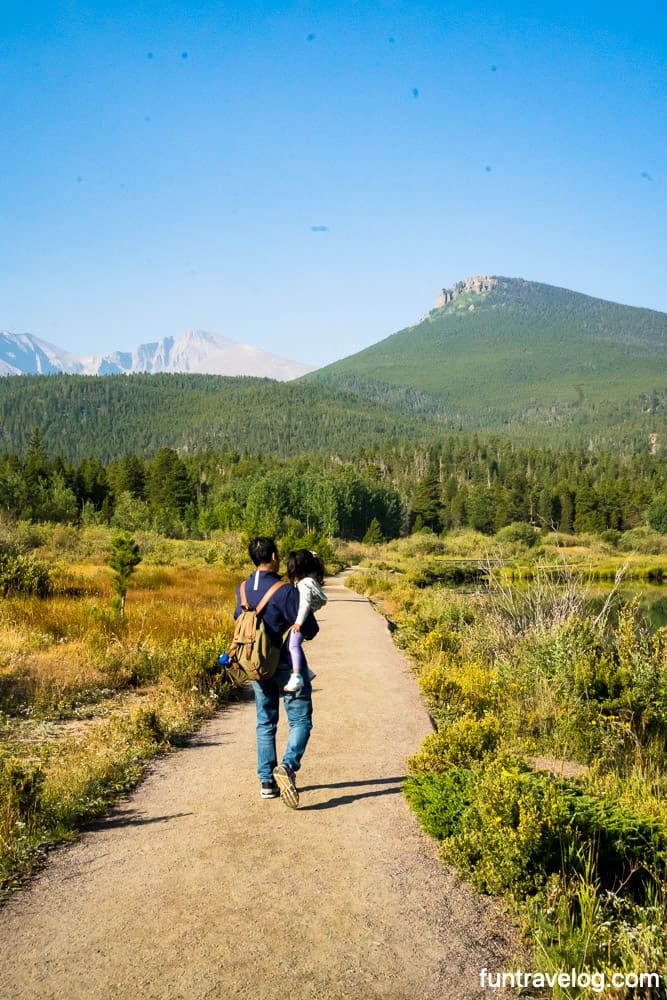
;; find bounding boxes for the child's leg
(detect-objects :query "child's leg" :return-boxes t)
[288,629,305,673]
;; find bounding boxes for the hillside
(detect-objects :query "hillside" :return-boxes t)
[1,278,666,461]
[0,373,438,463]
[304,276,667,450]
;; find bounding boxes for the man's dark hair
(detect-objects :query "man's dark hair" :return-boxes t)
[248,537,277,567]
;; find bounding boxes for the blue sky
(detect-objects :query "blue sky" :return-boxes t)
[1,0,665,367]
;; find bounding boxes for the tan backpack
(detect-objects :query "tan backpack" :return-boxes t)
[225,580,288,685]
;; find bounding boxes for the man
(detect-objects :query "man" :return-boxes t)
[234,536,319,808]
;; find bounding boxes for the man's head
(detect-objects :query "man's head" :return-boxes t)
[248,537,279,568]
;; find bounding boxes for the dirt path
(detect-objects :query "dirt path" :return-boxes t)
[0,573,521,1000]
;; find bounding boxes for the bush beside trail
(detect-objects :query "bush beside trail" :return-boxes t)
[348,538,667,997]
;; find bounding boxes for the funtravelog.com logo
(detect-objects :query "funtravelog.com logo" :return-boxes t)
[479,967,663,994]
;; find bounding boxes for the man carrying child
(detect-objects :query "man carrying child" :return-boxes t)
[234,537,321,808]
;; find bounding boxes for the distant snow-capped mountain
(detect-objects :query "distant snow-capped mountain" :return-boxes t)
[0,329,313,380]
[0,331,86,376]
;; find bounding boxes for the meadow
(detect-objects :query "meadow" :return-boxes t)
[3,519,667,998]
[348,528,667,998]
[0,523,248,896]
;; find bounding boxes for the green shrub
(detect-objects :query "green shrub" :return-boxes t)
[496,522,538,547]
[0,553,52,597]
[440,761,563,896]
[430,760,667,903]
[618,527,665,555]
[163,634,229,694]
[647,498,667,534]
[403,769,473,841]
[408,713,502,772]
[0,756,46,886]
[279,529,334,565]
[0,756,45,827]
[407,563,482,587]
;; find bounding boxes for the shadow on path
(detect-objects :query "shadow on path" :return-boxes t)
[298,775,405,811]
[326,597,371,604]
[85,810,193,832]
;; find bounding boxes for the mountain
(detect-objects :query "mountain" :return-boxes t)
[0,329,312,381]
[2,277,666,458]
[304,276,667,448]
[0,373,435,462]
[0,331,85,376]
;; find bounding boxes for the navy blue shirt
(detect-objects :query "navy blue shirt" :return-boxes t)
[234,570,319,653]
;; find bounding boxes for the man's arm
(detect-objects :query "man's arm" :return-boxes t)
[233,580,244,619]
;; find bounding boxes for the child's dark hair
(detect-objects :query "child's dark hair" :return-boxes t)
[286,549,325,585]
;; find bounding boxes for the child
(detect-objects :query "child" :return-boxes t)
[284,549,327,694]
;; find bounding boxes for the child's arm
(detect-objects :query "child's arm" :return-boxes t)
[294,580,311,628]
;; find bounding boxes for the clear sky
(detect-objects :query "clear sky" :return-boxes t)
[1,0,665,367]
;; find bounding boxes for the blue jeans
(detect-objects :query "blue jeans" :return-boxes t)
[252,660,313,783]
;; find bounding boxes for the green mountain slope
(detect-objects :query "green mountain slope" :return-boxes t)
[1,278,666,462]
[0,373,439,463]
[304,276,667,447]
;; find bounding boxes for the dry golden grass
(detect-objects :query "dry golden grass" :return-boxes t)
[0,555,241,720]
[1,534,243,892]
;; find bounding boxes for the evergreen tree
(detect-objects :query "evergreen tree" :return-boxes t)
[410,467,442,532]
[363,517,384,545]
[24,427,49,490]
[108,534,142,617]
[647,498,667,534]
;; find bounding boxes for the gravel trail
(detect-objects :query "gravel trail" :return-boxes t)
[0,573,520,1000]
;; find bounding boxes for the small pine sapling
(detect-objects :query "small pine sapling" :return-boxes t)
[108,533,141,617]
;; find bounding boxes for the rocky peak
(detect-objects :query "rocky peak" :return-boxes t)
[435,275,499,308]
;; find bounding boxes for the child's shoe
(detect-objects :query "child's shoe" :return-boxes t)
[284,672,304,694]
[306,668,316,680]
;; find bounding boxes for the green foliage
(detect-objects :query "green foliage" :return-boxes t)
[108,534,141,616]
[348,550,667,981]
[0,756,45,827]
[0,756,46,887]
[362,517,384,545]
[403,769,473,841]
[439,761,564,897]
[278,528,334,565]
[408,713,502,772]
[306,277,667,451]
[410,466,442,532]
[0,551,51,597]
[3,410,667,546]
[496,521,538,547]
[647,497,667,533]
[0,373,433,462]
[406,756,667,904]
[163,634,230,696]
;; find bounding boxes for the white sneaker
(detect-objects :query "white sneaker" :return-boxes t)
[284,673,304,693]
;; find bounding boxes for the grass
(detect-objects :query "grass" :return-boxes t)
[347,531,667,997]
[0,526,247,897]
[0,523,353,897]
